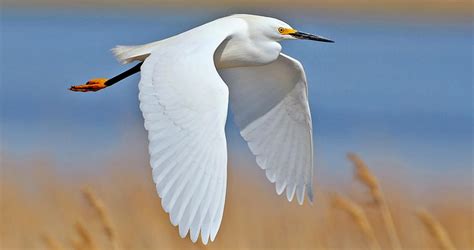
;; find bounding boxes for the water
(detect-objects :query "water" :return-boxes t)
[1,8,472,173]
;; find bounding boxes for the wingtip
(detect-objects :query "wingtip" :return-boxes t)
[286,184,296,202]
[297,198,304,205]
[179,225,189,238]
[307,184,314,205]
[307,197,314,206]
[296,185,305,205]
[201,235,209,245]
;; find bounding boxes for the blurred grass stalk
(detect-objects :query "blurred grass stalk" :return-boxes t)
[82,187,120,250]
[41,233,64,250]
[72,221,97,250]
[417,209,457,250]
[331,193,381,250]
[347,153,402,250]
[1,151,472,249]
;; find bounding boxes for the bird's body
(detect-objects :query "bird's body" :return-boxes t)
[113,15,286,67]
[70,14,333,245]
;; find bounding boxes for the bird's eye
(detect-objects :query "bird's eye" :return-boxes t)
[278,27,285,33]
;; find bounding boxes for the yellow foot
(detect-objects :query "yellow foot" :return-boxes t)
[69,78,109,92]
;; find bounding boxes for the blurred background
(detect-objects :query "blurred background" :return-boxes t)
[1,0,472,249]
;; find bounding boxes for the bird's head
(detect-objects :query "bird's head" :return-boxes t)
[237,14,334,43]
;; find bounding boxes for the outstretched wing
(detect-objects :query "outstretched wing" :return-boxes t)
[138,26,232,244]
[219,53,314,205]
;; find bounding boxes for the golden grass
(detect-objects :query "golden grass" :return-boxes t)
[348,153,402,250]
[82,187,120,250]
[417,209,457,250]
[41,233,63,250]
[72,221,97,250]
[330,193,380,250]
[1,152,472,249]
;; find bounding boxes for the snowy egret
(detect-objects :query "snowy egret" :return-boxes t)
[70,14,333,244]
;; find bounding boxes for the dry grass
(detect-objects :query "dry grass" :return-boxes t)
[417,209,457,250]
[82,187,120,250]
[1,152,472,249]
[72,221,97,250]
[41,233,63,250]
[348,152,402,250]
[330,193,380,250]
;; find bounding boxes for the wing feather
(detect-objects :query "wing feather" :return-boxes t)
[138,24,233,244]
[219,53,314,204]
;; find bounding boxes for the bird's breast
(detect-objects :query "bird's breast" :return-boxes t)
[214,38,281,69]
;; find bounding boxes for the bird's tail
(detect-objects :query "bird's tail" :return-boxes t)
[111,43,156,64]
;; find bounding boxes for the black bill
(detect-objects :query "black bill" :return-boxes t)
[291,31,334,43]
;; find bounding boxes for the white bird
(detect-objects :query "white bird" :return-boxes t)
[70,14,333,244]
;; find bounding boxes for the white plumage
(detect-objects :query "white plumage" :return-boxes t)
[113,14,333,244]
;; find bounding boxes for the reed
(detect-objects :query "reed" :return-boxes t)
[72,221,97,250]
[417,209,457,250]
[347,153,402,250]
[41,233,63,250]
[82,187,120,250]
[2,152,470,249]
[331,193,381,250]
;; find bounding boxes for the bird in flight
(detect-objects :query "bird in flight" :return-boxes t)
[70,14,333,244]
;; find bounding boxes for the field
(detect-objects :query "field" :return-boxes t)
[1,151,472,250]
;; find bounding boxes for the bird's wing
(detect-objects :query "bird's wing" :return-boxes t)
[219,53,314,205]
[138,32,230,244]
